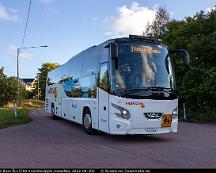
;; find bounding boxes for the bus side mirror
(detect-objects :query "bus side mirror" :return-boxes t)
[169,49,190,67]
[110,43,118,69]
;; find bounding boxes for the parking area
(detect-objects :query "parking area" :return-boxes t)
[0,108,216,168]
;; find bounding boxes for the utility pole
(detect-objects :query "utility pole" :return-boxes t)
[38,72,40,101]
[183,103,187,120]
[16,48,20,106]
[15,45,47,113]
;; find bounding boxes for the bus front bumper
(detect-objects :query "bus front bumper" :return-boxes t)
[109,117,178,135]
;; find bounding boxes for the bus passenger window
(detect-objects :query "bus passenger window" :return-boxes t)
[99,63,110,92]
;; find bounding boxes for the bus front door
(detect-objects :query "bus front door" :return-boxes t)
[98,63,110,133]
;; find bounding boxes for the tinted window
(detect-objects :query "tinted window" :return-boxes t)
[111,43,174,91]
[99,63,110,92]
[82,47,99,75]
[63,75,96,98]
[80,75,96,98]
[67,54,84,79]
[100,47,109,63]
[47,70,60,86]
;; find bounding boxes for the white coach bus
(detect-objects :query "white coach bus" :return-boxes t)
[45,35,190,135]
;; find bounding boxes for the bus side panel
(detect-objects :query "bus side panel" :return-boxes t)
[59,97,98,130]
[67,98,76,122]
[67,98,81,124]
[67,98,98,129]
[98,88,109,133]
[61,98,68,118]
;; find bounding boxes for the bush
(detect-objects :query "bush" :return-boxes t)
[0,68,26,106]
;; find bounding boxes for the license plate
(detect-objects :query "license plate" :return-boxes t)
[145,128,157,133]
[161,114,172,128]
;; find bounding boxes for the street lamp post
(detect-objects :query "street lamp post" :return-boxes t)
[16,45,48,106]
[16,48,20,106]
[37,72,40,101]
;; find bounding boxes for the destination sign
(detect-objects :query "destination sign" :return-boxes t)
[131,46,161,54]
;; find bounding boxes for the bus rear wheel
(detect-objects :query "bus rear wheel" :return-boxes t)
[83,110,95,135]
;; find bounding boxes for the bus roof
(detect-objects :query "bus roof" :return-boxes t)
[100,35,166,47]
[47,35,166,76]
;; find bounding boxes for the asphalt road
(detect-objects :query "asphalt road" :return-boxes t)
[0,108,216,168]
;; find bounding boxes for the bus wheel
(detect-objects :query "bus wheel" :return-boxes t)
[51,104,58,120]
[83,110,95,135]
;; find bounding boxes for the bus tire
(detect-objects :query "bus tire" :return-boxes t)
[51,104,58,120]
[83,109,95,135]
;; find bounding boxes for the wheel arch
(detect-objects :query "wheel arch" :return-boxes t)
[82,106,91,121]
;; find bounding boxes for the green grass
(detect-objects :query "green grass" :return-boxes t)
[20,100,44,109]
[0,100,44,129]
[0,108,32,129]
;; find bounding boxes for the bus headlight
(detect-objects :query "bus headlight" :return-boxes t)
[111,103,130,120]
[172,107,178,119]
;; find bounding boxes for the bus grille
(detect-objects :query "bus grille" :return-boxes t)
[144,113,162,119]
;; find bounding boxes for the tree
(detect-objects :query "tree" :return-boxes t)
[0,67,7,106]
[7,77,26,104]
[145,7,170,39]
[0,67,6,79]
[0,67,25,106]
[33,63,59,101]
[162,8,216,120]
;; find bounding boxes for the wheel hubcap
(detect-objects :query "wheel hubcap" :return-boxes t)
[84,113,91,129]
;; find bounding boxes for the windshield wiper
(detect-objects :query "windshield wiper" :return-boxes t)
[113,88,127,97]
[114,87,153,97]
[113,87,177,99]
[114,87,175,97]
[147,86,174,92]
[125,87,173,94]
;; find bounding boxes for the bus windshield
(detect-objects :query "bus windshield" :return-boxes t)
[110,42,176,99]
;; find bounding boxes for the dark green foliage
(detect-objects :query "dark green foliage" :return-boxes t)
[0,67,25,106]
[145,7,170,39]
[163,8,216,122]
[25,90,34,99]
[0,67,6,79]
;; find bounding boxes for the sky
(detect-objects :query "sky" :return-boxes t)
[0,0,216,78]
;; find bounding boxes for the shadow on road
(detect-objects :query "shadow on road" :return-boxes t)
[97,132,173,143]
[52,116,173,144]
